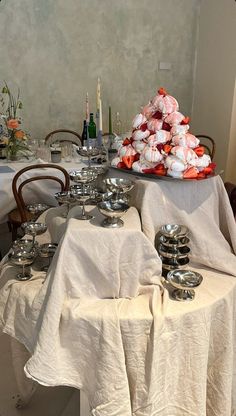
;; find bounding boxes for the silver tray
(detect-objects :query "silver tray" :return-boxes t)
[109,166,222,182]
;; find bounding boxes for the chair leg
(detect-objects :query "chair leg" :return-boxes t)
[7,221,12,232]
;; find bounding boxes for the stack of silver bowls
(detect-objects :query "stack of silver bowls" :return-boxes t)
[157,224,190,277]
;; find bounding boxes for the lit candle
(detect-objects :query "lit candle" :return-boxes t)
[99,98,103,132]
[108,106,112,135]
[86,92,89,123]
[96,78,101,113]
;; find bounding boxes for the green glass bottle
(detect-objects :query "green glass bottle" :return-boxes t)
[88,113,96,138]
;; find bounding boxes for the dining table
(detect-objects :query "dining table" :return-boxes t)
[0,160,236,416]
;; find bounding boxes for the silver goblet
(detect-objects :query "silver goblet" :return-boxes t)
[97,200,129,228]
[160,224,189,239]
[21,222,47,246]
[54,191,76,218]
[77,146,100,168]
[38,243,58,272]
[167,269,203,301]
[27,203,49,221]
[103,178,134,201]
[9,249,37,281]
[71,189,95,220]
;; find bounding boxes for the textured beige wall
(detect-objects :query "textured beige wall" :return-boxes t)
[0,0,199,139]
[225,80,236,183]
[191,0,236,176]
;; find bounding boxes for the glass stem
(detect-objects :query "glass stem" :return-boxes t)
[81,202,86,217]
[22,264,25,277]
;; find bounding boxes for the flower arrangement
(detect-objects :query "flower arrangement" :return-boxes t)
[0,82,30,160]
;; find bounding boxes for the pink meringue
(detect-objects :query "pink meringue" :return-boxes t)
[132,129,150,141]
[111,156,121,167]
[147,118,163,132]
[192,154,211,169]
[170,124,189,136]
[165,155,186,172]
[171,133,200,149]
[154,130,171,144]
[164,111,185,126]
[132,159,157,173]
[171,146,198,164]
[132,113,147,129]
[167,168,184,179]
[132,140,147,153]
[119,144,136,158]
[152,93,179,115]
[141,102,156,119]
[142,145,163,164]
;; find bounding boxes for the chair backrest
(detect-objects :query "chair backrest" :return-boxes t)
[44,129,82,147]
[12,164,70,222]
[195,135,216,160]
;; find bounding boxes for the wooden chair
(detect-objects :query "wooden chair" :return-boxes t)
[8,164,70,240]
[224,182,236,219]
[44,129,82,147]
[195,135,216,160]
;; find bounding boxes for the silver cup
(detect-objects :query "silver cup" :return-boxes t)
[97,200,129,228]
[167,269,203,301]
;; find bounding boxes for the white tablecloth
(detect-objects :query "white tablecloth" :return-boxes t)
[0,158,86,224]
[108,169,236,276]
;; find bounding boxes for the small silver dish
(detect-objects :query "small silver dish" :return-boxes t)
[21,222,47,246]
[103,178,134,196]
[9,249,36,281]
[159,235,190,248]
[167,269,203,301]
[38,243,58,272]
[160,224,189,239]
[27,203,49,220]
[54,191,76,218]
[97,200,129,228]
[12,238,39,252]
[77,146,100,168]
[158,245,190,259]
[69,169,98,184]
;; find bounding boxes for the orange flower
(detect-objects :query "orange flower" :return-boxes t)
[15,130,25,139]
[7,119,19,129]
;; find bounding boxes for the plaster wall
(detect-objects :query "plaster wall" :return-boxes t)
[0,0,199,138]
[225,79,236,183]
[191,0,236,176]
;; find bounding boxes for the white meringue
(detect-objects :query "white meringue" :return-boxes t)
[118,144,136,158]
[132,113,147,129]
[165,155,186,172]
[132,140,146,153]
[142,145,163,164]
[164,111,185,126]
[171,133,200,149]
[171,146,197,164]
[111,156,121,167]
[167,168,183,179]
[132,129,150,141]
[147,118,163,132]
[154,130,171,144]
[171,124,189,136]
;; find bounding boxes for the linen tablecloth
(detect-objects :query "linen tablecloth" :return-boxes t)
[0,260,235,416]
[108,170,236,276]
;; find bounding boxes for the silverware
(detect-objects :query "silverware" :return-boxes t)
[160,224,189,239]
[38,243,58,271]
[167,269,203,301]
[103,178,134,196]
[9,249,37,281]
[54,191,76,218]
[21,222,47,246]
[97,200,129,228]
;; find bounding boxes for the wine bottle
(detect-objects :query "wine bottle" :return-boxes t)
[88,113,96,138]
[81,120,88,146]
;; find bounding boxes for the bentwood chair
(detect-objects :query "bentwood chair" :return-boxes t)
[8,164,70,240]
[195,135,216,160]
[44,129,82,147]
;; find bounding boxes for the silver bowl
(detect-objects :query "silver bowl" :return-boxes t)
[22,222,47,236]
[159,235,190,248]
[12,238,39,252]
[167,269,203,301]
[9,249,36,281]
[27,203,49,215]
[77,146,100,158]
[103,178,134,195]
[38,243,58,258]
[97,200,129,228]
[82,166,108,176]
[160,224,189,239]
[69,169,98,184]
[158,245,190,259]
[54,191,76,218]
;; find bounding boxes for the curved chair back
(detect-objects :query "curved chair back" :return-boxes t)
[12,164,70,222]
[195,135,216,160]
[44,129,82,147]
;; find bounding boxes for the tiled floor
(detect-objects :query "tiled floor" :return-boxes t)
[0,333,80,416]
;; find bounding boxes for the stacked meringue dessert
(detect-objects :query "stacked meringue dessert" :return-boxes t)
[111,87,215,179]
